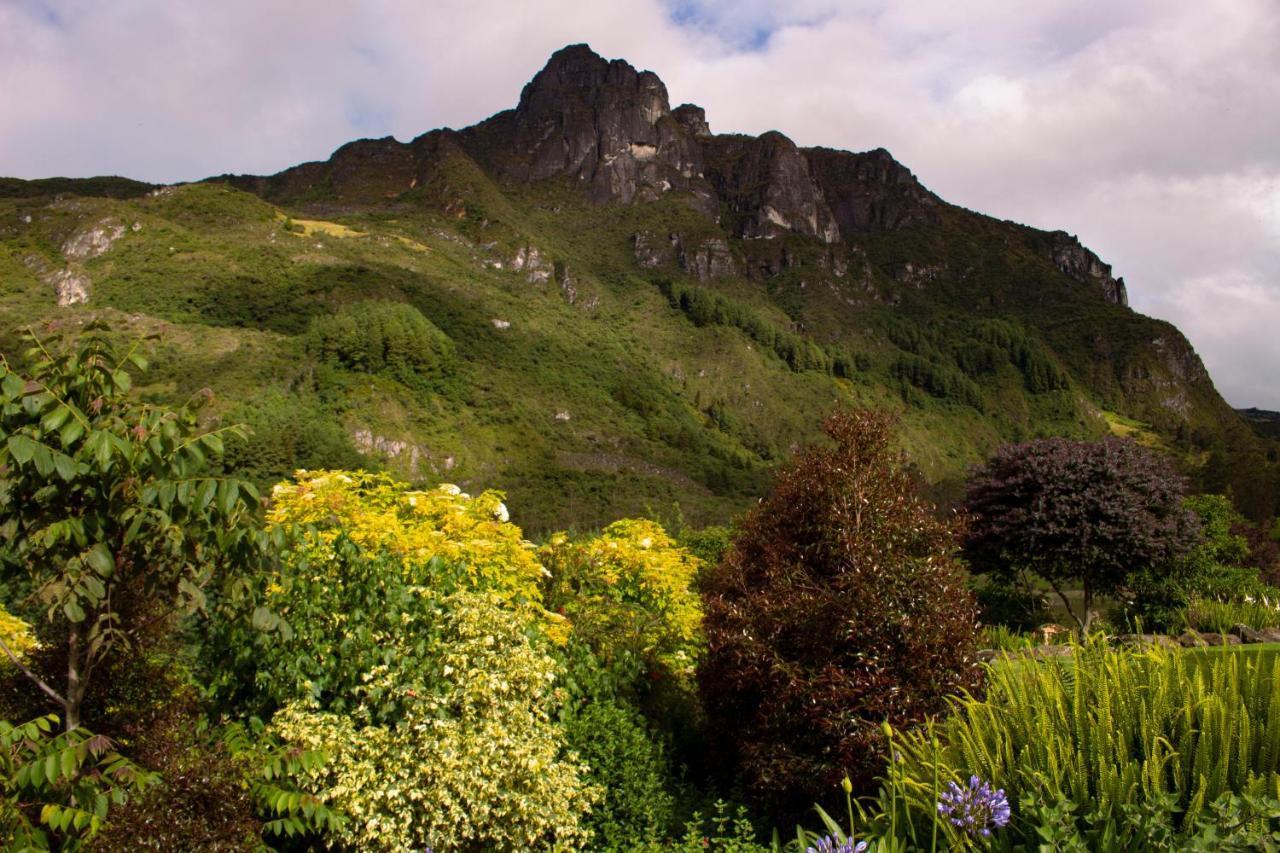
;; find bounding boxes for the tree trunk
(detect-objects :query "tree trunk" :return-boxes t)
[66,625,83,731]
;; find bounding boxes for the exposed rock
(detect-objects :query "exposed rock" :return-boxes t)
[1045,231,1128,306]
[62,221,125,261]
[632,231,736,281]
[703,131,840,243]
[632,231,677,268]
[805,146,940,232]
[1230,624,1280,644]
[1177,630,1240,647]
[672,103,711,138]
[680,236,736,281]
[554,410,572,421]
[468,44,714,213]
[48,268,91,306]
[351,428,431,475]
[1114,633,1179,648]
[558,266,577,305]
[510,244,553,283]
[491,318,511,329]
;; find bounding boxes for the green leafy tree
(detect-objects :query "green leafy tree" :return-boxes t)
[0,325,263,730]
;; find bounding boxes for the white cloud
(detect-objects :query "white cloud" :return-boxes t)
[1,0,1277,407]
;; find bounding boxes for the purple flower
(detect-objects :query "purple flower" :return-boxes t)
[935,775,1011,838]
[807,835,868,853]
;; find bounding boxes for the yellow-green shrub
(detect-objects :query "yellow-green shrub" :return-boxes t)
[541,519,703,680]
[272,591,599,852]
[0,604,36,665]
[267,471,559,631]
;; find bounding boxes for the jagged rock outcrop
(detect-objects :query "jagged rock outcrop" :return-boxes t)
[1045,231,1128,306]
[465,44,716,214]
[703,132,840,243]
[804,147,940,232]
[633,231,737,281]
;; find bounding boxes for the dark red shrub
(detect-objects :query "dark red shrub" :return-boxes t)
[698,410,983,815]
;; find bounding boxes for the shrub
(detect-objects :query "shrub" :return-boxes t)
[699,410,983,814]
[541,519,704,682]
[220,390,367,489]
[306,301,454,387]
[272,590,599,852]
[964,437,1201,633]
[873,640,1280,849]
[266,471,550,619]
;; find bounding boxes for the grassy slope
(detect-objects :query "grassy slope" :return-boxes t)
[0,165,1273,533]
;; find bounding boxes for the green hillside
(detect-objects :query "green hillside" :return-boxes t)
[1,45,1275,531]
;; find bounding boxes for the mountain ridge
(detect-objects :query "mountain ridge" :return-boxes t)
[2,43,1276,527]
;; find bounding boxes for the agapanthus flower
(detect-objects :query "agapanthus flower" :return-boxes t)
[936,775,1011,838]
[807,835,868,853]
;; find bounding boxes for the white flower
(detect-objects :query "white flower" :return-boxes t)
[639,537,652,549]
[493,502,510,523]
[440,483,462,496]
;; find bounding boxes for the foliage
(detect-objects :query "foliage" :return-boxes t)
[0,603,37,666]
[306,300,455,387]
[272,590,599,852]
[1183,595,1280,633]
[668,800,769,852]
[977,624,1036,653]
[541,519,704,681]
[265,471,551,622]
[699,410,983,814]
[873,640,1280,849]
[657,280,859,377]
[220,390,367,489]
[0,714,156,849]
[0,325,263,729]
[964,437,1201,632]
[971,576,1050,632]
[562,692,678,847]
[678,523,734,568]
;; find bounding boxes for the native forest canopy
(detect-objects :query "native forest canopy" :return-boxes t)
[2,44,1280,851]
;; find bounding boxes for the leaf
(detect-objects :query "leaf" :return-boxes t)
[54,452,77,482]
[45,753,59,786]
[195,479,217,513]
[112,369,132,393]
[41,405,70,432]
[59,418,85,448]
[63,600,86,623]
[201,433,224,455]
[217,479,240,516]
[7,434,38,464]
[86,543,115,577]
[1,372,22,400]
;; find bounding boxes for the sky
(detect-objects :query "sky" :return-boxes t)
[2,0,1278,408]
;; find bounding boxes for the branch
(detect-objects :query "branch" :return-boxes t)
[1044,576,1085,634]
[0,633,67,709]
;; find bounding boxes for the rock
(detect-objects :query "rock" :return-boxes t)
[672,103,712,138]
[804,146,941,233]
[491,319,511,329]
[62,221,125,261]
[680,236,736,281]
[554,411,571,421]
[1044,231,1128,306]
[1177,630,1239,647]
[1231,624,1268,644]
[475,44,711,210]
[632,231,676,268]
[510,244,553,283]
[48,268,91,306]
[703,131,840,243]
[1024,645,1074,659]
[1114,633,1179,649]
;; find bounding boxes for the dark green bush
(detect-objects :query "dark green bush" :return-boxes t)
[307,300,455,387]
[221,390,367,488]
[699,410,983,816]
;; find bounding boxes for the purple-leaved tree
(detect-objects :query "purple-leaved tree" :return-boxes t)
[963,437,1202,633]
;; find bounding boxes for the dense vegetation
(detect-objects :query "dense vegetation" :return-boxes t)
[1,330,1279,850]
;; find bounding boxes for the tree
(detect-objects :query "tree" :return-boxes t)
[0,325,262,730]
[963,437,1201,633]
[699,410,983,813]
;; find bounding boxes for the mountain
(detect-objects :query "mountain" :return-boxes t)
[1,44,1276,530]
